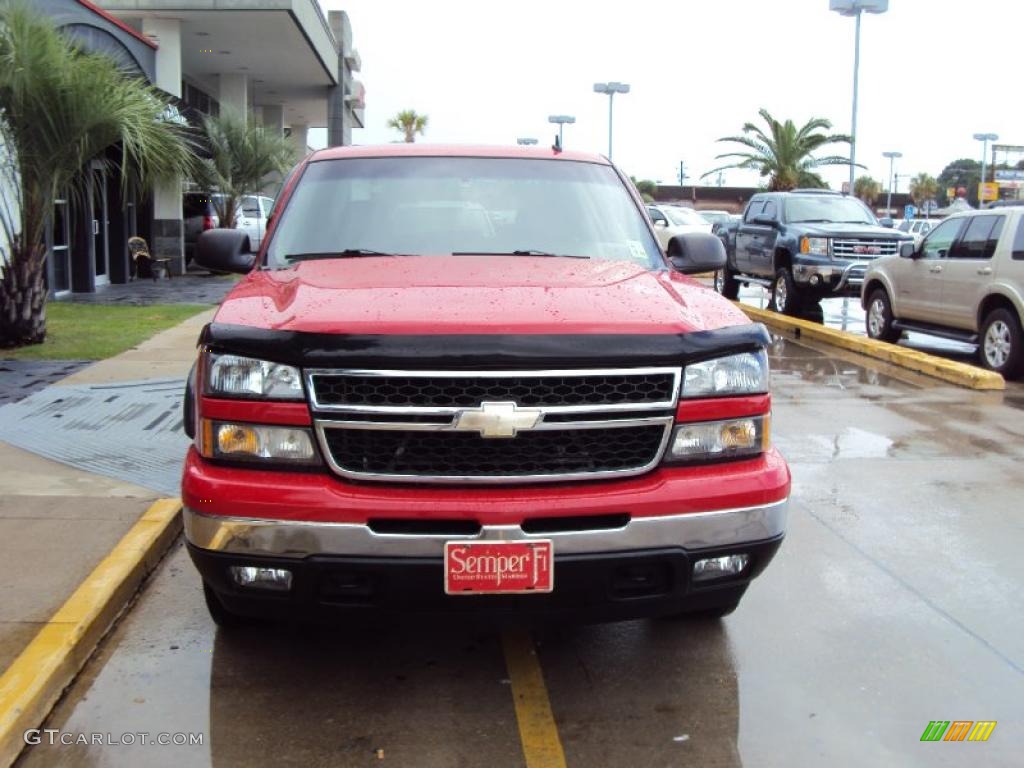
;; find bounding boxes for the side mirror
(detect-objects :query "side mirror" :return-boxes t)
[667,232,726,274]
[899,241,916,259]
[879,217,894,228]
[653,219,668,228]
[196,228,256,274]
[751,213,777,227]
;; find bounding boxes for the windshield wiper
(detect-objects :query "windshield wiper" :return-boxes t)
[450,250,590,259]
[793,219,835,224]
[287,249,412,262]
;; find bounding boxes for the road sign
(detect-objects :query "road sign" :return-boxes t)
[979,182,999,202]
[904,204,917,219]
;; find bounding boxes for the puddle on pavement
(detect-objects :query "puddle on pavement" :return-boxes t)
[766,336,903,390]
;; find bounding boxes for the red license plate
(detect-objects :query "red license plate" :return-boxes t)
[444,540,554,595]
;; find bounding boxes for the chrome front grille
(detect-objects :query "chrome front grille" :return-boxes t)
[306,368,680,484]
[832,238,902,259]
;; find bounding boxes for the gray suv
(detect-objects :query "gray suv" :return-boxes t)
[862,208,1024,378]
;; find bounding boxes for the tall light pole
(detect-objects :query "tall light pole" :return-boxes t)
[830,1,889,192]
[547,115,575,148]
[593,81,630,160]
[516,137,538,146]
[973,132,999,207]
[882,150,901,215]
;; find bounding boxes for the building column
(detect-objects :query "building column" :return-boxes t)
[327,11,350,147]
[141,17,181,98]
[218,73,249,122]
[261,105,284,135]
[289,124,309,158]
[151,179,183,275]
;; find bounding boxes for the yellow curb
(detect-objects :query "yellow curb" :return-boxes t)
[0,498,182,768]
[737,304,1005,391]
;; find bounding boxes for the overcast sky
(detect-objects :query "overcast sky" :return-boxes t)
[315,0,1022,191]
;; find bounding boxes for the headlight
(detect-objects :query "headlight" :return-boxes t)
[682,350,768,398]
[200,420,320,465]
[205,353,303,399]
[663,415,768,463]
[800,236,829,256]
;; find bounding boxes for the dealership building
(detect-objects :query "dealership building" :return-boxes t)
[34,0,365,294]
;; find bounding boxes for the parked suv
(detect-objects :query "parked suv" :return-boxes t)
[718,189,911,314]
[862,208,1024,378]
[183,144,790,626]
[183,192,274,264]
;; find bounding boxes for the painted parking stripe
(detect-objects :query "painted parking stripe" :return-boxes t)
[501,629,567,768]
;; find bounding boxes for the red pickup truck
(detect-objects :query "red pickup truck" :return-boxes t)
[183,145,790,625]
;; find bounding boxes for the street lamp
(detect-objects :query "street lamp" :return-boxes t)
[830,1,889,192]
[593,81,630,160]
[973,132,999,206]
[882,150,901,215]
[516,137,538,146]
[547,115,575,148]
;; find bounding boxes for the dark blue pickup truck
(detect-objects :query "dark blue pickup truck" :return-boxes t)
[717,189,911,314]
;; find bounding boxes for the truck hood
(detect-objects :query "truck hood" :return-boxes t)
[213,256,749,335]
[795,222,911,239]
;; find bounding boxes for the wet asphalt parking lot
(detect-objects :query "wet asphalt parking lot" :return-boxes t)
[15,333,1024,768]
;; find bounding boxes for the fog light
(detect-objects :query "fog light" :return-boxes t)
[692,554,749,582]
[810,274,821,286]
[229,565,293,591]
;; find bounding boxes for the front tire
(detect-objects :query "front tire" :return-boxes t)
[979,308,1024,379]
[715,264,740,300]
[866,288,901,343]
[770,267,800,314]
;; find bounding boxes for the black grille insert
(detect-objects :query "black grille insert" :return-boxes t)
[312,372,676,408]
[322,425,667,477]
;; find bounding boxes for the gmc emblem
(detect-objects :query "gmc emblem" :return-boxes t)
[854,245,880,255]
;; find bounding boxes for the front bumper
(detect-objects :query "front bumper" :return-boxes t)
[186,499,787,620]
[189,538,784,621]
[793,257,872,294]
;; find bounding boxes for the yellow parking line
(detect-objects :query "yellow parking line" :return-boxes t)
[501,629,567,768]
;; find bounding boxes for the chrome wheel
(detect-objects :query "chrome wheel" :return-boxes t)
[713,271,724,293]
[774,275,788,312]
[868,298,886,338]
[984,320,1012,369]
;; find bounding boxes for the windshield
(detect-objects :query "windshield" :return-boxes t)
[266,157,663,268]
[784,196,877,225]
[698,211,730,225]
[664,207,707,227]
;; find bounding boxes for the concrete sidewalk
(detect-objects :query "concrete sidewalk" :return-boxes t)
[0,309,212,674]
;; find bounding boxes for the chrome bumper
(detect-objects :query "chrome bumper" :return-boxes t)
[793,260,869,292]
[184,500,788,558]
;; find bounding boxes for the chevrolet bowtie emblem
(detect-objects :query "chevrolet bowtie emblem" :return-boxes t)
[454,401,542,438]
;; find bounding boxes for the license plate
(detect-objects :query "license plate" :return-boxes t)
[444,540,553,595]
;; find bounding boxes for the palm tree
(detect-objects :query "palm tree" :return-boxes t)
[702,108,852,190]
[194,110,296,230]
[0,2,196,347]
[854,175,882,205]
[387,110,428,143]
[909,172,938,210]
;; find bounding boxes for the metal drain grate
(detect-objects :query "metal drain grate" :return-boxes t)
[0,377,188,495]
